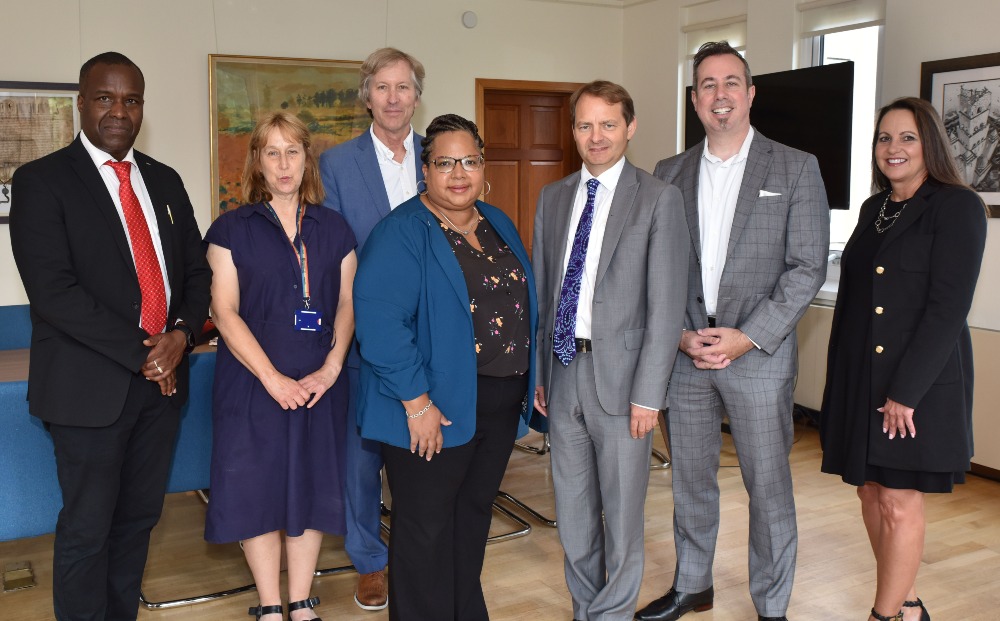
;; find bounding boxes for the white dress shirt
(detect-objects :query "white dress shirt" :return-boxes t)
[80,131,172,323]
[560,157,626,340]
[698,127,754,317]
[370,124,417,210]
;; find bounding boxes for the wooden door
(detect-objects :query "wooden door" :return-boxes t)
[476,80,583,255]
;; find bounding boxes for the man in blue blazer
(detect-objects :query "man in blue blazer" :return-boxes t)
[318,47,425,611]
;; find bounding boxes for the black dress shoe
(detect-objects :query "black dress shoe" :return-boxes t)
[633,586,714,621]
[759,616,788,621]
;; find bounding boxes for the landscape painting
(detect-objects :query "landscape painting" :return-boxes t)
[209,55,368,218]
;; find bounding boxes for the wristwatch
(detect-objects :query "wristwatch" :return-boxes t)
[172,320,196,352]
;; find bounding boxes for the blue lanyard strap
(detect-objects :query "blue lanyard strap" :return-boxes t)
[265,201,311,308]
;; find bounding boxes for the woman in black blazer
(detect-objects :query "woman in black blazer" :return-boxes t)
[820,97,987,621]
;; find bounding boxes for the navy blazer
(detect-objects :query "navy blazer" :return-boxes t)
[319,128,424,253]
[353,196,538,449]
[319,128,424,373]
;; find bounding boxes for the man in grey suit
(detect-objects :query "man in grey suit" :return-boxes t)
[634,42,829,621]
[318,47,425,611]
[533,80,689,621]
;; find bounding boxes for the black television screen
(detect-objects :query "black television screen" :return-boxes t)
[685,61,854,209]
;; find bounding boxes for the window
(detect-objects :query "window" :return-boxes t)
[798,0,886,243]
[809,24,882,244]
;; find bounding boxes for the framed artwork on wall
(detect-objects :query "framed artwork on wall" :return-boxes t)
[208,54,368,219]
[0,81,80,223]
[920,52,1000,216]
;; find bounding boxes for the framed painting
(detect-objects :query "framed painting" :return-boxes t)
[0,81,79,223]
[208,54,368,218]
[920,52,1000,216]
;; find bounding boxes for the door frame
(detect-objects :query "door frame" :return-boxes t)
[474,78,585,144]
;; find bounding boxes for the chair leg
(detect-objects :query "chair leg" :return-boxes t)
[651,411,671,470]
[486,500,532,543]
[379,497,532,544]
[495,490,557,527]
[514,432,550,455]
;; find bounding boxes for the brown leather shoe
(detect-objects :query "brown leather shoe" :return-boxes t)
[354,569,388,611]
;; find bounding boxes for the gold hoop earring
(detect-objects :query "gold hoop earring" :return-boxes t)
[417,179,427,196]
[483,181,491,196]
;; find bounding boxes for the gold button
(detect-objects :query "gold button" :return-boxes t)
[876,266,885,274]
[875,306,883,314]
[875,345,884,354]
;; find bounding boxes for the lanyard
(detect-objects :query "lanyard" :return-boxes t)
[265,201,311,309]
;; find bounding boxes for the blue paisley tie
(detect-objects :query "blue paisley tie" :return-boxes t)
[553,178,600,366]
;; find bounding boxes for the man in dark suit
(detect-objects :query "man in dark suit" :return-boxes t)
[533,81,689,621]
[318,47,424,611]
[9,52,211,621]
[634,42,829,621]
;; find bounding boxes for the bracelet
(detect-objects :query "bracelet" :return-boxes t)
[406,399,433,419]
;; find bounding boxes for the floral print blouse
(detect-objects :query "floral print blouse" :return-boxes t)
[435,212,530,378]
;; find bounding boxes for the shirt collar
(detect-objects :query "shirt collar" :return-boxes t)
[370,124,414,162]
[581,156,627,192]
[702,126,755,166]
[80,130,137,170]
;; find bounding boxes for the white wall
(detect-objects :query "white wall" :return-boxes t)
[0,0,622,305]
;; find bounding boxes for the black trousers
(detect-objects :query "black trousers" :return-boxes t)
[382,374,527,621]
[48,373,180,621]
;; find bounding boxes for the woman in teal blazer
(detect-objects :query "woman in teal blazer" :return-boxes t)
[353,114,537,620]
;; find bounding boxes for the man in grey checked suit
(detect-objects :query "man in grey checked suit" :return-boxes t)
[634,42,829,621]
[533,81,688,621]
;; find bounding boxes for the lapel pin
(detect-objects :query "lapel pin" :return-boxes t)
[167,204,174,224]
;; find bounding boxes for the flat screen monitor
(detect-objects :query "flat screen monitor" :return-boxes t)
[684,61,854,209]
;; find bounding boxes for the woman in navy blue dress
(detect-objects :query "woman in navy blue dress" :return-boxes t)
[204,112,357,621]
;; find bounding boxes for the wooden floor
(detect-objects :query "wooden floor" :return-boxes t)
[4,424,1000,620]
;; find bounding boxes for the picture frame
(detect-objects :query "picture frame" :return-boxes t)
[0,81,80,223]
[208,54,368,219]
[920,52,1000,216]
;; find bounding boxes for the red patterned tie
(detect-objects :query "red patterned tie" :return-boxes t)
[107,160,167,336]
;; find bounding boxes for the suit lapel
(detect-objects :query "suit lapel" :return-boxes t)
[726,133,772,264]
[877,185,931,253]
[420,207,472,313]
[679,148,702,264]
[355,132,392,217]
[595,160,638,287]
[548,172,581,291]
[414,134,425,185]
[135,152,176,282]
[67,139,134,269]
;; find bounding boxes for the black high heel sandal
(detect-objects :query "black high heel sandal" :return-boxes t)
[288,596,322,621]
[870,609,903,621]
[903,598,930,621]
[249,604,283,620]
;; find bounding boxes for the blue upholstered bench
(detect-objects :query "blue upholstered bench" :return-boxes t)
[0,350,216,542]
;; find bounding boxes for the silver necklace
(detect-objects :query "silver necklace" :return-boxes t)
[436,206,479,235]
[875,192,907,234]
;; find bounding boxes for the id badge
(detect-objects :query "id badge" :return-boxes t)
[294,309,322,332]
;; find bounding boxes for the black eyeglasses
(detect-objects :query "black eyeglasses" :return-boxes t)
[429,155,484,173]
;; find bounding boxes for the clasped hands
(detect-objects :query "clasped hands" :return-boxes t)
[261,362,343,411]
[680,327,754,369]
[142,330,187,396]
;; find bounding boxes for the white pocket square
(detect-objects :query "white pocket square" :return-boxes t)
[759,189,781,197]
